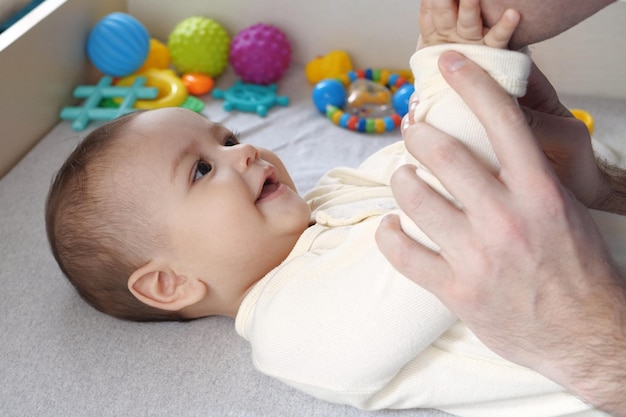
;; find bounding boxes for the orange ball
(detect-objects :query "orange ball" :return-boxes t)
[138,38,171,72]
[182,72,214,96]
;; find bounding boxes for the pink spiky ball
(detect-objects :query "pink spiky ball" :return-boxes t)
[229,23,292,85]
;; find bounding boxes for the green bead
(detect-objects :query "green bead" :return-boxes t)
[181,96,205,113]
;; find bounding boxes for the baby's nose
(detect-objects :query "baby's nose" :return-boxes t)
[234,143,260,170]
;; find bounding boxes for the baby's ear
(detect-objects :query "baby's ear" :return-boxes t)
[128,261,207,311]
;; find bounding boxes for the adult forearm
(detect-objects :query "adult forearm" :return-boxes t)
[594,158,626,215]
[556,287,626,416]
[479,0,616,49]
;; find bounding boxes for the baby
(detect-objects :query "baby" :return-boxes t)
[46,1,605,416]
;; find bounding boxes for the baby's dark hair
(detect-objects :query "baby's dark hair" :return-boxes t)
[45,113,183,322]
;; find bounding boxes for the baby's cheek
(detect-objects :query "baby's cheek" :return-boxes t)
[258,148,276,163]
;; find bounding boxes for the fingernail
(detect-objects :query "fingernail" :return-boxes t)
[382,214,396,224]
[440,51,466,72]
[401,115,410,133]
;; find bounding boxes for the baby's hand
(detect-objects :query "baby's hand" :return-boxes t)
[418,0,520,50]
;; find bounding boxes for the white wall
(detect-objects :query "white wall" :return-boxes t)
[128,0,626,98]
[1,0,624,178]
[127,0,420,70]
[0,0,125,178]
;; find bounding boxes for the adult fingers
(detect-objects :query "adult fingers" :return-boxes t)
[403,121,506,211]
[522,107,591,152]
[375,213,450,293]
[390,162,468,240]
[518,62,571,117]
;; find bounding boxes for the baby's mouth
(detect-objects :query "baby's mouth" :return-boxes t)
[256,170,280,203]
[258,179,280,201]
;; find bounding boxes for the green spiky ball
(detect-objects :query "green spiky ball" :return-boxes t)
[168,17,231,77]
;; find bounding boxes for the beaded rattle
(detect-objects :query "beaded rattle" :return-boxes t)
[312,69,414,134]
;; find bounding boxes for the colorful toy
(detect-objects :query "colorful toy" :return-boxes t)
[87,12,150,77]
[311,79,346,114]
[181,96,206,113]
[212,81,289,117]
[114,68,188,109]
[392,83,415,117]
[345,79,392,117]
[570,108,595,135]
[60,76,158,131]
[312,69,412,133]
[137,38,171,72]
[182,73,214,96]
[168,17,230,77]
[305,50,353,84]
[229,23,291,85]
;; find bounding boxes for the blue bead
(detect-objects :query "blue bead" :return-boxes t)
[393,84,415,117]
[339,113,350,127]
[388,73,398,87]
[357,118,367,132]
[384,117,395,131]
[364,68,373,80]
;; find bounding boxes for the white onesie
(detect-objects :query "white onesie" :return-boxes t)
[235,44,609,417]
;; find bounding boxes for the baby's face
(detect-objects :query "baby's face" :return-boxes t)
[113,108,311,315]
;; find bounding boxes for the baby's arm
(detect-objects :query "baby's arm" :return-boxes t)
[418,0,519,50]
[407,0,530,199]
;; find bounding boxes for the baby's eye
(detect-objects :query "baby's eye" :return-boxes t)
[193,160,212,182]
[224,135,239,147]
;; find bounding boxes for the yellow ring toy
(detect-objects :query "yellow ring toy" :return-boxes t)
[115,68,188,109]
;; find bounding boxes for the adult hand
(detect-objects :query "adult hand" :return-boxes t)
[520,62,626,214]
[519,62,613,209]
[376,51,626,415]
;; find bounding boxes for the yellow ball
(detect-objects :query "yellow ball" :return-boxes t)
[137,38,171,72]
[570,108,594,135]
